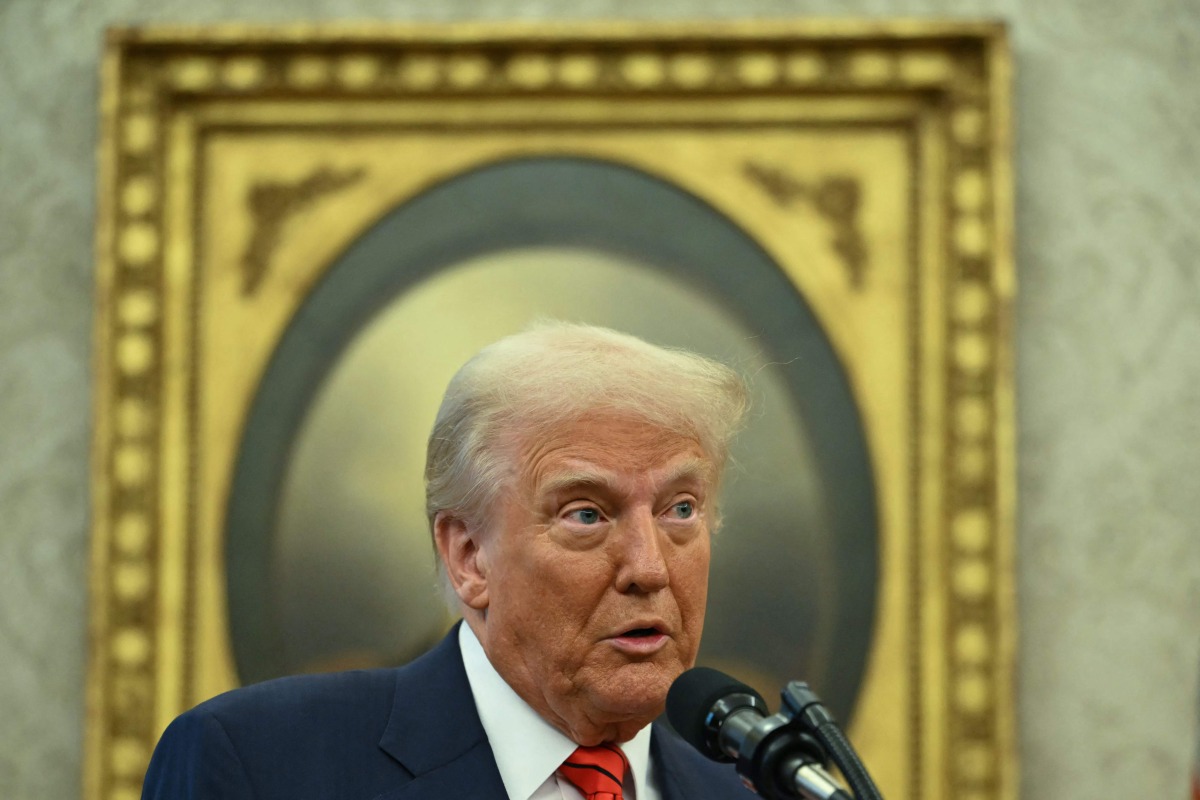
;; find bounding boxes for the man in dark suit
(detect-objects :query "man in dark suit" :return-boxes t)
[143,323,753,799]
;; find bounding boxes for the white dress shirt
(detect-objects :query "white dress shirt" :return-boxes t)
[459,623,663,800]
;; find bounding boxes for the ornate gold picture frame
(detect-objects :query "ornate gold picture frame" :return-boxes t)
[88,20,1014,800]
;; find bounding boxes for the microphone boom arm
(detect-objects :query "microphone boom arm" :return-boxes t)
[780,682,883,800]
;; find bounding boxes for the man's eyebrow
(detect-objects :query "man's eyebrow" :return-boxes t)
[539,470,617,497]
[661,458,716,487]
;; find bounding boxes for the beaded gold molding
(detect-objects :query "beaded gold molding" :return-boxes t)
[88,21,1014,800]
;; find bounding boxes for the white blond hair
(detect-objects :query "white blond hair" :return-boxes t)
[425,322,749,598]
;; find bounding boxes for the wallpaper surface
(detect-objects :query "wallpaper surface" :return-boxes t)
[1,0,1198,798]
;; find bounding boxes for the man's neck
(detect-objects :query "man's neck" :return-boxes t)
[457,622,655,800]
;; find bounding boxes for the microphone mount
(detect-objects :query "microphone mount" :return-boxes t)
[705,683,849,800]
[668,668,883,800]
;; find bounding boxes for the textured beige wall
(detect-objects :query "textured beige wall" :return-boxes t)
[1,0,1198,798]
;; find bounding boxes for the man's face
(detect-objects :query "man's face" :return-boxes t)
[466,411,715,744]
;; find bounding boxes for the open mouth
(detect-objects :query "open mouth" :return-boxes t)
[621,627,662,638]
[609,624,668,653]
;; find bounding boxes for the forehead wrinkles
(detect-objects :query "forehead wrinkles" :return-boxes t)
[515,416,711,500]
[538,456,714,500]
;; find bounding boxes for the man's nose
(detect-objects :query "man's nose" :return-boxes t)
[613,509,670,594]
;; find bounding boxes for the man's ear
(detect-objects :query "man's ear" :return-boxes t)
[433,511,489,610]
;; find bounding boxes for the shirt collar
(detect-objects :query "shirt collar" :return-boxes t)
[458,622,653,800]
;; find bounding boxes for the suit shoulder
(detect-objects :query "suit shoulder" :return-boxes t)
[144,668,406,798]
[144,637,468,798]
[186,667,399,737]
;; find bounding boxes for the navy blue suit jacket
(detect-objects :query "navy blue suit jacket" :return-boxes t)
[143,626,753,799]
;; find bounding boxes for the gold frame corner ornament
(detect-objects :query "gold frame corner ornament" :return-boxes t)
[87,19,1015,800]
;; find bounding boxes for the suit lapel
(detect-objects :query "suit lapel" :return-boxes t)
[373,624,507,800]
[371,739,507,800]
[652,722,752,800]
[653,723,706,800]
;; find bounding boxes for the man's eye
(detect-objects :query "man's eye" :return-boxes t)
[566,507,602,525]
[670,501,694,519]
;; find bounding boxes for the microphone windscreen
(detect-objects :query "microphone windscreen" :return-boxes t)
[666,666,765,758]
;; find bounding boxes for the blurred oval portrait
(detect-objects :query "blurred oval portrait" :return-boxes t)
[225,157,878,723]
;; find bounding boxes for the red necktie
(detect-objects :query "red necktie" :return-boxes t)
[558,744,629,800]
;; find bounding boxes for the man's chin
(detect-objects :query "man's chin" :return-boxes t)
[590,665,677,719]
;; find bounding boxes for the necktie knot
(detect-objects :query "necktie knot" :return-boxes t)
[559,744,629,800]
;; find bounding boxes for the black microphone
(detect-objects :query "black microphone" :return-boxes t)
[666,667,851,800]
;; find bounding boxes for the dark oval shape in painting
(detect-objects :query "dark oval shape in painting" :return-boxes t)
[225,156,878,724]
